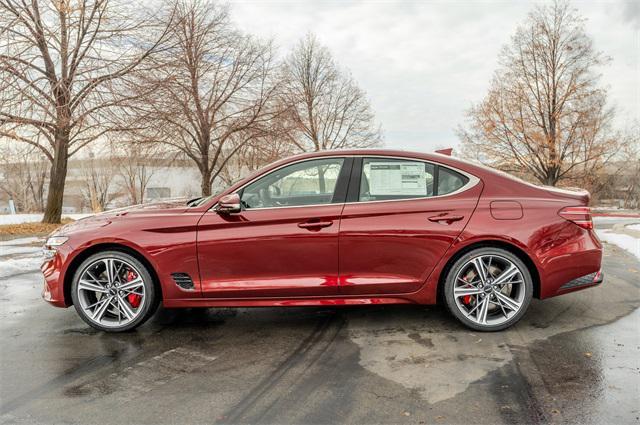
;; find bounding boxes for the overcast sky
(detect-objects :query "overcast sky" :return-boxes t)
[230,0,639,152]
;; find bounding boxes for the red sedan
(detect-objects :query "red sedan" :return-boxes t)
[42,150,603,332]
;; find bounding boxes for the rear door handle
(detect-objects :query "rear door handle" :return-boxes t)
[428,214,464,224]
[298,220,333,229]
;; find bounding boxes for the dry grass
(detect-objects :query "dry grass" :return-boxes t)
[0,218,75,237]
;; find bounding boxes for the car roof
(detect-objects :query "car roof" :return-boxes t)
[286,148,441,158]
[281,148,456,163]
[218,148,500,194]
[283,149,489,176]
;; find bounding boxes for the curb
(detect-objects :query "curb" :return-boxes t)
[592,213,640,218]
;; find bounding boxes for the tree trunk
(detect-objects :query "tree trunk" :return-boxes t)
[541,173,559,187]
[200,167,212,196]
[36,171,45,212]
[42,132,69,224]
[138,179,144,204]
[317,165,326,193]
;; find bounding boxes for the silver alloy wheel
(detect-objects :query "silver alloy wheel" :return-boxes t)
[452,254,526,327]
[76,257,146,328]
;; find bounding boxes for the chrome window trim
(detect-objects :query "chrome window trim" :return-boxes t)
[355,156,480,203]
[211,154,481,212]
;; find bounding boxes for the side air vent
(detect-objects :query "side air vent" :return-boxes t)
[171,273,194,290]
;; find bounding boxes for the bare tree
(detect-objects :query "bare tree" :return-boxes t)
[0,141,48,212]
[0,0,170,223]
[458,1,615,186]
[115,142,159,205]
[279,34,382,153]
[79,150,114,212]
[619,122,640,209]
[217,134,294,187]
[133,0,279,196]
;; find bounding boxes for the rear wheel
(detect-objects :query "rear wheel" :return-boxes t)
[443,248,533,331]
[71,251,159,332]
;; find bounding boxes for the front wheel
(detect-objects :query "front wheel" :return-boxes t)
[443,248,533,331]
[71,251,159,332]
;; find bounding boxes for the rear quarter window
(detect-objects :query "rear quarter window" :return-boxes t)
[438,167,469,195]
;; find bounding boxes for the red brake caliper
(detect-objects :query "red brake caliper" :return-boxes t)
[125,270,141,308]
[462,276,472,305]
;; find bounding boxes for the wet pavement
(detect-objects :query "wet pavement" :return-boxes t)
[0,220,639,424]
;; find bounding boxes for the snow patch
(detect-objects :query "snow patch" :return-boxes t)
[593,216,637,223]
[0,214,91,225]
[0,256,43,278]
[0,237,45,258]
[0,245,42,258]
[596,229,640,261]
[0,237,42,246]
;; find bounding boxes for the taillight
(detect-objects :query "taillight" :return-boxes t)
[558,206,593,230]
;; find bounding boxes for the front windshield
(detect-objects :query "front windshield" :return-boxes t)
[187,194,216,207]
[187,176,247,207]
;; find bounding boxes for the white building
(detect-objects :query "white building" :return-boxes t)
[1,157,213,213]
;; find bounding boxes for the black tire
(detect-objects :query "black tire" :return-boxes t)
[71,250,159,332]
[443,247,533,332]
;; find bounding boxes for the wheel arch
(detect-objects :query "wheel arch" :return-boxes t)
[437,239,541,302]
[63,243,163,306]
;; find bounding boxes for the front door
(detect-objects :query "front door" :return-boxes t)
[339,157,482,295]
[197,157,351,298]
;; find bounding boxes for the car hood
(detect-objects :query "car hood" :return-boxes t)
[54,200,190,236]
[104,199,190,215]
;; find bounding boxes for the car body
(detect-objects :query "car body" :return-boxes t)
[42,149,604,332]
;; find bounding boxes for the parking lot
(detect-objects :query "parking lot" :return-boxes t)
[1,219,639,424]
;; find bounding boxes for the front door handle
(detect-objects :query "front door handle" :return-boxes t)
[298,220,333,229]
[428,214,464,224]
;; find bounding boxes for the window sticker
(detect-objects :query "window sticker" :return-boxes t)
[366,161,427,196]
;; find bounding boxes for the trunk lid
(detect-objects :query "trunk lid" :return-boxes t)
[538,186,591,205]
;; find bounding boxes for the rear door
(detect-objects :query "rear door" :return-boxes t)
[338,156,482,295]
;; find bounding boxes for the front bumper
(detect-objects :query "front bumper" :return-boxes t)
[41,245,73,308]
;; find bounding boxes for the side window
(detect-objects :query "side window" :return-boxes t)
[357,158,471,202]
[438,167,468,195]
[241,158,344,209]
[359,158,435,201]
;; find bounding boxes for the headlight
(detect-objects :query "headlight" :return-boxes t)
[46,236,69,247]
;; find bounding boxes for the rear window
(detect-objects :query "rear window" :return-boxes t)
[358,157,470,201]
[359,158,435,202]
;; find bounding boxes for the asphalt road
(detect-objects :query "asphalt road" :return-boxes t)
[1,220,639,424]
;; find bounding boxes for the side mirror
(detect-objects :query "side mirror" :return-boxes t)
[216,193,241,214]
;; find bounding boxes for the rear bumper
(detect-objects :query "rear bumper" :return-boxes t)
[538,227,603,299]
